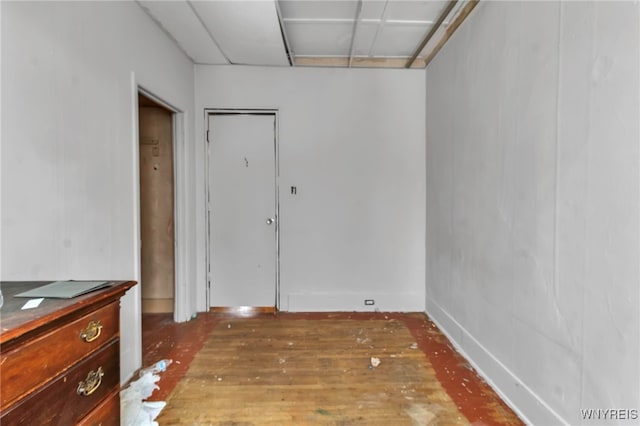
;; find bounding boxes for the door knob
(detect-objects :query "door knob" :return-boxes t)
[266,218,274,225]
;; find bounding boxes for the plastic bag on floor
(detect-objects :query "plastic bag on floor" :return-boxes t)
[121,370,166,426]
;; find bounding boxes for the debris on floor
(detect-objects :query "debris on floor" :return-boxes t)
[121,359,171,426]
[316,408,331,416]
[139,359,172,377]
[370,357,381,368]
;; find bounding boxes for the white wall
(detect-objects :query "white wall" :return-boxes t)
[426,2,639,425]
[1,1,197,382]
[196,66,426,312]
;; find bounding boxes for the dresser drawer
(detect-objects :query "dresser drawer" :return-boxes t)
[77,388,120,426]
[0,302,119,408]
[1,340,119,425]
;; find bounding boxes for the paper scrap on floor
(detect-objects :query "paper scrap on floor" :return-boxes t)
[121,369,166,426]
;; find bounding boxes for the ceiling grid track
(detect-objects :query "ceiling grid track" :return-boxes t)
[186,0,232,64]
[406,0,458,68]
[422,0,480,67]
[367,0,391,58]
[139,0,481,69]
[348,0,364,68]
[275,0,295,66]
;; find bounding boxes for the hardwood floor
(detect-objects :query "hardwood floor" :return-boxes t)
[142,312,523,425]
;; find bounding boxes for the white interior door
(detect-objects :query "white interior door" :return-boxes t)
[208,113,277,308]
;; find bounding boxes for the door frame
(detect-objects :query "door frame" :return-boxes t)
[136,86,189,322]
[204,109,280,310]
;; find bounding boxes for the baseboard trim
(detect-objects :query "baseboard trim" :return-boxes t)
[425,299,568,426]
[210,306,277,316]
[142,298,174,313]
[286,292,425,312]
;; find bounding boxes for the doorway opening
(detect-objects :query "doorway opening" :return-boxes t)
[205,110,280,311]
[138,93,175,314]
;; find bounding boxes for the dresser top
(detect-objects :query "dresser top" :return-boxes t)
[0,281,136,345]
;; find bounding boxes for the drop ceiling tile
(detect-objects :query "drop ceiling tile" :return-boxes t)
[370,22,431,57]
[352,21,380,56]
[191,0,289,66]
[360,0,388,20]
[279,0,359,20]
[384,0,448,23]
[137,0,228,64]
[284,21,354,56]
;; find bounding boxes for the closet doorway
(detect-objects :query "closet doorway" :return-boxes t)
[138,93,175,313]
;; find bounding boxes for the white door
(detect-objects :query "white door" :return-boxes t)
[207,113,277,308]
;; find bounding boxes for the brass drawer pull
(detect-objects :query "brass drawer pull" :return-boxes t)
[79,320,103,343]
[77,367,104,396]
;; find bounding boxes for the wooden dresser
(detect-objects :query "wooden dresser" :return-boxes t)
[0,281,136,425]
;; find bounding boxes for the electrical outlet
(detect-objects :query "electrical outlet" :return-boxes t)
[364,299,375,306]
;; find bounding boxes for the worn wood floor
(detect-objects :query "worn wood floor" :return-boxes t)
[142,312,523,425]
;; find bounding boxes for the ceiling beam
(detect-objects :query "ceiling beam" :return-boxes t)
[422,0,479,68]
[405,0,457,69]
